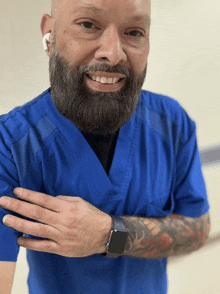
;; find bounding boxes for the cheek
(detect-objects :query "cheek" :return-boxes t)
[56,38,95,68]
[128,48,149,77]
[55,28,95,67]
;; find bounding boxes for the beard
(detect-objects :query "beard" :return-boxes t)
[49,49,147,135]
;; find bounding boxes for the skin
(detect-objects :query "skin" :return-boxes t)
[1,188,111,257]
[0,0,210,259]
[43,0,151,78]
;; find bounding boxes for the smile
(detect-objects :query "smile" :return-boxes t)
[84,72,126,92]
[86,74,122,85]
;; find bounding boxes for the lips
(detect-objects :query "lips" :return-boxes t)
[84,72,126,92]
[85,71,127,85]
[86,74,122,84]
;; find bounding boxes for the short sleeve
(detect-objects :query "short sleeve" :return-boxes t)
[173,112,209,217]
[0,142,22,261]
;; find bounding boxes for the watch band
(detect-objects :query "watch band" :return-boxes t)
[111,216,127,231]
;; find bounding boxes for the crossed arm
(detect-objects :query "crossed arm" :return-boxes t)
[121,213,210,258]
[0,188,210,259]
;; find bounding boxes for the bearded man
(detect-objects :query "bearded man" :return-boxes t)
[0,0,210,293]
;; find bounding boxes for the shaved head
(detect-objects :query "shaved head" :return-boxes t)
[51,0,151,21]
[51,0,58,18]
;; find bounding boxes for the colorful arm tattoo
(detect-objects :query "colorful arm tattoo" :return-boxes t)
[121,212,210,259]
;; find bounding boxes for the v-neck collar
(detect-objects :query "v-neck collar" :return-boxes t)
[81,129,120,176]
[45,90,138,193]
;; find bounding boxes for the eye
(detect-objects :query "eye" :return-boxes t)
[125,30,144,37]
[79,22,98,30]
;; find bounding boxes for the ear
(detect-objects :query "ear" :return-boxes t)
[41,14,53,56]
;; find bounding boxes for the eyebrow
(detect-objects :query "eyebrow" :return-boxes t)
[129,15,151,26]
[73,4,151,25]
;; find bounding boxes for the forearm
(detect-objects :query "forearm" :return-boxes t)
[0,262,16,294]
[121,212,210,259]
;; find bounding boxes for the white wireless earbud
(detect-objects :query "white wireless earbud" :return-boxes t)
[42,33,51,51]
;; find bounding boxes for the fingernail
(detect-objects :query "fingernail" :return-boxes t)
[3,215,13,227]
[2,215,8,224]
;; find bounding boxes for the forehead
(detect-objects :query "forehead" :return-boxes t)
[56,0,151,24]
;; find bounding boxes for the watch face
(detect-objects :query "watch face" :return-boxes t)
[108,230,128,255]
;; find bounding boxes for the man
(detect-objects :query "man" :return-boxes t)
[0,0,210,293]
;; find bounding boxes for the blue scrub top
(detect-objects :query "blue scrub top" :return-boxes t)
[0,89,209,294]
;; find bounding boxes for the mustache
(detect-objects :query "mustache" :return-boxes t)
[50,52,133,81]
[65,63,131,79]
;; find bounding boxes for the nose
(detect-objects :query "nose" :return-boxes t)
[94,26,127,66]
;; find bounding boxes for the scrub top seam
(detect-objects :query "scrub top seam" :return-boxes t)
[120,114,140,194]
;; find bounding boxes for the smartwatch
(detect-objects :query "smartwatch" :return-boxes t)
[103,216,128,257]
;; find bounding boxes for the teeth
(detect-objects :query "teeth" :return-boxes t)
[92,75,100,82]
[101,77,107,84]
[90,75,121,84]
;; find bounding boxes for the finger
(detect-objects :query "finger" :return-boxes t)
[17,237,58,254]
[56,195,81,202]
[0,197,57,226]
[3,215,58,240]
[13,188,63,212]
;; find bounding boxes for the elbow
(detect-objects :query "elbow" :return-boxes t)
[197,212,211,250]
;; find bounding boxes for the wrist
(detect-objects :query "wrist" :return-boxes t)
[99,214,113,254]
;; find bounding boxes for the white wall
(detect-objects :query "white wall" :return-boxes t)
[0,1,220,293]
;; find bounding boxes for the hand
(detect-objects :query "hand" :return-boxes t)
[0,188,112,257]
